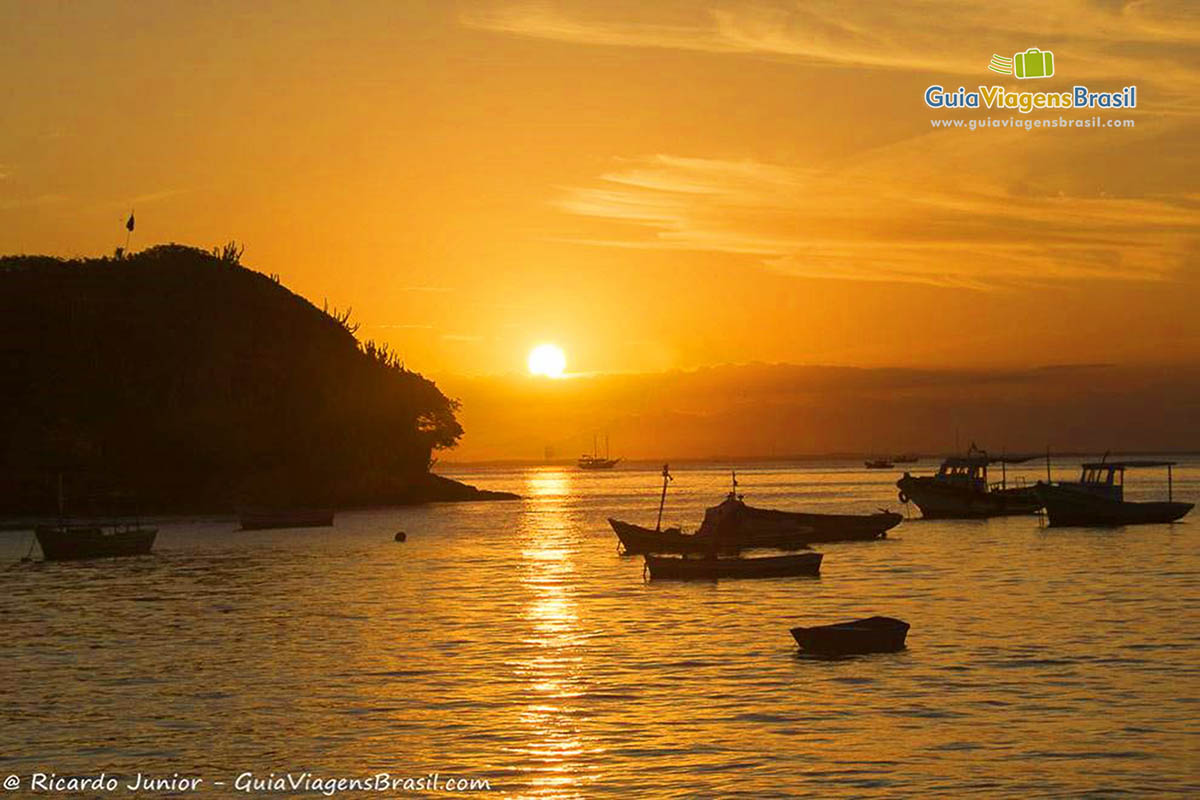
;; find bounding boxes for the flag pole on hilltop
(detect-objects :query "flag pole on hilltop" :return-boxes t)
[124,210,135,253]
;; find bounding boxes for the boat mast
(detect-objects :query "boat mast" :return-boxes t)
[655,463,672,531]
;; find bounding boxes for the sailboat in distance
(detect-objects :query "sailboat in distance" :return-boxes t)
[578,434,621,470]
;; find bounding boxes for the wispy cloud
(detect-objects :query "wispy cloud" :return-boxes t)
[463,1,1200,109]
[464,2,1200,287]
[370,323,435,330]
[557,131,1200,289]
[442,333,485,342]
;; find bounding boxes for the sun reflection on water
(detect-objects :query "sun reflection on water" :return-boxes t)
[510,469,598,797]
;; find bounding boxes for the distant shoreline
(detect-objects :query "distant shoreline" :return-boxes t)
[0,476,520,532]
[441,451,1200,469]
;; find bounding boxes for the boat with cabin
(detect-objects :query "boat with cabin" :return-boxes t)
[1035,458,1192,527]
[896,445,1041,519]
[33,476,156,561]
[35,522,157,561]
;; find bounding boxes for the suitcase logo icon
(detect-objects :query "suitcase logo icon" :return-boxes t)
[988,48,1055,79]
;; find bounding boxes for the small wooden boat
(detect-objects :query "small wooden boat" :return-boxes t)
[238,509,335,531]
[896,446,1042,519]
[790,616,910,655]
[644,551,822,580]
[35,523,157,561]
[864,459,894,469]
[1035,459,1192,527]
[609,518,741,555]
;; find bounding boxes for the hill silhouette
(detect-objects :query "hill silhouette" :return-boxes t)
[0,244,515,516]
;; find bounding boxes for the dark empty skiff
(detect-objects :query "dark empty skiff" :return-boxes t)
[790,616,910,655]
[644,551,822,580]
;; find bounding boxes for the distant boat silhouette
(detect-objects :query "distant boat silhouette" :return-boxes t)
[34,476,156,561]
[36,523,157,561]
[864,458,894,469]
[578,434,620,470]
[892,453,920,464]
[1035,458,1192,526]
[896,445,1041,518]
[239,509,334,530]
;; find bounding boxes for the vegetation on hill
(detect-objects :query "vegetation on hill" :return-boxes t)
[0,244,513,516]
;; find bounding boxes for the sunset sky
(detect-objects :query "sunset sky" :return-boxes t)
[2,1,1198,380]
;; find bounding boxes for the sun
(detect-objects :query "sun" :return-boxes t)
[527,343,567,378]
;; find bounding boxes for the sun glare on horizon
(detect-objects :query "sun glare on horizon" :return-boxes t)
[528,343,567,378]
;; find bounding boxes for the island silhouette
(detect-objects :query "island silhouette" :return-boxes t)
[0,243,516,517]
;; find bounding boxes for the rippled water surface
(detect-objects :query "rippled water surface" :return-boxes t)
[3,460,1198,797]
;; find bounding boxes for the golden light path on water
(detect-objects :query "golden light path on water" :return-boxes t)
[2,458,1199,797]
[515,470,591,798]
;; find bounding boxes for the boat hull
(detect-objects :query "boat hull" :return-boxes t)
[790,616,910,655]
[896,475,1041,519]
[609,518,741,555]
[1035,483,1193,527]
[712,503,900,546]
[644,552,822,580]
[35,525,157,561]
[578,459,620,470]
[239,510,335,530]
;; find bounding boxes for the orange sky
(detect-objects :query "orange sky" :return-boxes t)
[2,1,1198,379]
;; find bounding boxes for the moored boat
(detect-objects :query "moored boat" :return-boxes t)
[608,518,741,555]
[790,616,910,655]
[644,551,822,580]
[697,491,900,546]
[864,459,894,469]
[896,446,1041,519]
[578,434,620,470]
[239,509,335,530]
[1035,459,1192,527]
[611,469,898,555]
[35,523,157,561]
